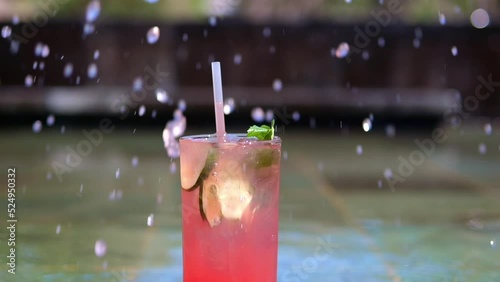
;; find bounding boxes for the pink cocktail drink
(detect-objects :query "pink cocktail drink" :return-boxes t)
[180,134,281,282]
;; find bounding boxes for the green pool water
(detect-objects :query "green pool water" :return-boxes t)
[0,127,498,282]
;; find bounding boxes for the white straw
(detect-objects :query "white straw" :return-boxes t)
[211,62,226,139]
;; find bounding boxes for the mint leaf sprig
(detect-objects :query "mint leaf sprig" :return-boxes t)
[246,119,275,141]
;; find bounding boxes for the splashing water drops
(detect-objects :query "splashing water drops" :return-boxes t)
[94,239,107,257]
[362,118,372,132]
[484,123,492,135]
[87,63,98,79]
[156,88,169,103]
[251,107,265,123]
[86,0,101,23]
[335,42,350,58]
[1,26,12,38]
[272,79,283,92]
[147,26,160,44]
[451,46,458,56]
[63,63,74,78]
[147,214,155,226]
[46,115,55,127]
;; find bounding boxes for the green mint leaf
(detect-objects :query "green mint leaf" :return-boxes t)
[247,119,275,141]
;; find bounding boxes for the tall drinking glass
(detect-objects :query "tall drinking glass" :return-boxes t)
[179,133,281,282]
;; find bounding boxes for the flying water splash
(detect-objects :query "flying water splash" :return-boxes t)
[272,79,283,92]
[292,111,300,122]
[178,99,187,112]
[87,63,98,79]
[438,12,446,25]
[1,26,12,38]
[356,145,363,155]
[484,123,492,135]
[131,156,139,167]
[138,105,146,117]
[251,107,265,123]
[362,50,370,60]
[208,16,217,27]
[147,26,160,44]
[115,168,120,179]
[144,0,159,3]
[451,46,458,56]
[223,98,235,115]
[55,224,61,235]
[362,118,372,132]
[25,75,34,87]
[93,50,100,60]
[133,77,143,92]
[378,37,386,47]
[233,53,242,65]
[385,124,396,138]
[263,27,271,38]
[335,42,350,58]
[46,115,55,127]
[83,23,95,36]
[413,38,420,49]
[94,239,107,257]
[147,214,155,227]
[63,63,74,78]
[265,109,274,122]
[86,0,101,23]
[470,9,489,29]
[163,107,186,159]
[478,143,487,155]
[170,162,177,174]
[156,88,169,103]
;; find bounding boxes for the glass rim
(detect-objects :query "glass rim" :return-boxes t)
[179,133,281,144]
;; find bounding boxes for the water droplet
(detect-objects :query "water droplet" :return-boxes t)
[362,118,372,132]
[362,50,370,60]
[385,124,396,138]
[33,61,38,70]
[182,33,188,42]
[34,42,44,56]
[147,26,160,44]
[1,26,12,38]
[484,123,492,135]
[156,88,168,103]
[56,224,61,234]
[335,42,350,58]
[377,180,383,188]
[144,0,159,3]
[414,27,423,39]
[356,145,363,155]
[478,143,487,155]
[384,168,393,179]
[438,12,446,25]
[80,184,84,193]
[233,53,242,65]
[471,9,489,29]
[63,63,73,78]
[138,105,146,117]
[12,16,20,25]
[451,46,458,56]
[170,162,177,174]
[41,45,50,58]
[132,77,143,92]
[272,79,283,92]
[292,111,300,122]
[86,0,101,23]
[94,50,100,60]
[87,63,98,79]
[94,239,107,257]
[491,240,496,248]
[151,109,157,118]
[115,168,120,179]
[83,23,95,35]
[178,99,187,112]
[265,109,274,122]
[413,38,420,48]
[208,16,217,27]
[76,76,81,85]
[147,214,155,226]
[283,150,288,160]
[251,107,265,123]
[223,98,235,115]
[10,40,20,54]
[46,172,52,180]
[39,61,45,70]
[378,37,386,47]
[263,27,271,37]
[46,114,55,126]
[131,156,139,168]
[269,45,276,54]
[61,125,66,134]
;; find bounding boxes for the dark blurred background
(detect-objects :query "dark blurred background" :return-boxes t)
[0,0,499,130]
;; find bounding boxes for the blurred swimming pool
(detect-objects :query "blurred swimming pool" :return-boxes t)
[0,127,499,282]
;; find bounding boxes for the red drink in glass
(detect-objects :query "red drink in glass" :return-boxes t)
[179,134,281,282]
